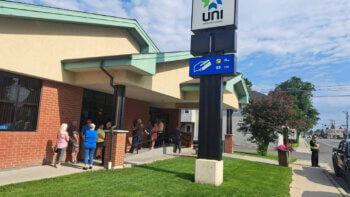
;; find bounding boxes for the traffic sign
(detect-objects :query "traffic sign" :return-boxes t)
[189,54,236,77]
[192,0,238,31]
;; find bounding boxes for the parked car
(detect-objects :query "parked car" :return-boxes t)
[332,139,350,184]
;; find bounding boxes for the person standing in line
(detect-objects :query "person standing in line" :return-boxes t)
[55,123,69,168]
[147,121,153,148]
[101,121,112,166]
[150,121,158,150]
[81,119,92,135]
[82,123,97,170]
[157,119,164,147]
[310,135,320,167]
[173,124,182,153]
[95,124,105,159]
[129,119,148,153]
[69,120,79,164]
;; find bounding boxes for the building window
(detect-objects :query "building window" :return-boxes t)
[187,125,191,132]
[0,71,42,131]
[185,110,189,114]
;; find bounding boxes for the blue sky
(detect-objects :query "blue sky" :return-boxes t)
[13,0,350,131]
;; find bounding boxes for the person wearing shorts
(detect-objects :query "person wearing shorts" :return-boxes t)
[69,121,79,164]
[95,124,105,159]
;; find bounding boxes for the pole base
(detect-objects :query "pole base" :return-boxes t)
[195,159,223,186]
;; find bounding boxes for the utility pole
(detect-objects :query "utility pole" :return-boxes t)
[343,111,349,138]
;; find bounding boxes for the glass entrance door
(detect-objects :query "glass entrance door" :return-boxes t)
[80,89,114,128]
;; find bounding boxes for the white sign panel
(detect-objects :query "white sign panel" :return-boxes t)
[288,129,297,140]
[192,0,237,31]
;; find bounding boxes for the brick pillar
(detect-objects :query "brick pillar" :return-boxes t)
[104,130,128,169]
[224,134,234,154]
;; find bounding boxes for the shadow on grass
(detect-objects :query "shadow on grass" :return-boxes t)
[137,165,194,182]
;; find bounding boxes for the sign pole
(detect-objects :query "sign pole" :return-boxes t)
[191,0,238,186]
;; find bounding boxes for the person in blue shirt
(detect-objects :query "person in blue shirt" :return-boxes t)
[82,123,97,170]
[173,124,182,153]
[81,119,92,135]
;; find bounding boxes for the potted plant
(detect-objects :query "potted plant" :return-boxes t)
[276,145,294,167]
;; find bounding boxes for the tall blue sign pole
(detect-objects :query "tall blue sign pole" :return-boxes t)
[191,0,238,186]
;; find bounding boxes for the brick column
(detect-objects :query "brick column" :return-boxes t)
[224,134,234,154]
[103,130,128,169]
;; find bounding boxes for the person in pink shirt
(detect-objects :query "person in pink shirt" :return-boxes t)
[55,123,69,168]
[151,121,158,150]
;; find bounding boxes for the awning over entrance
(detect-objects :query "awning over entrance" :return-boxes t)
[61,51,249,110]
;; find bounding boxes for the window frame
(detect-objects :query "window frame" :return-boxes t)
[0,71,42,132]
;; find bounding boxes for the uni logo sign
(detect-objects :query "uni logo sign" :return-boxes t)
[202,0,223,10]
[202,0,223,22]
[192,0,237,31]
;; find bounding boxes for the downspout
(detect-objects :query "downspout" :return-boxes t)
[99,60,117,169]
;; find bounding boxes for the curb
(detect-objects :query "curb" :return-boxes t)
[322,166,349,197]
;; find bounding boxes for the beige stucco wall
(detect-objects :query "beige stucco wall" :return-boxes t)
[0,17,140,83]
[148,60,192,99]
[223,91,239,110]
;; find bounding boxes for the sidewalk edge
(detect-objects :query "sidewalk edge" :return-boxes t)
[322,168,349,197]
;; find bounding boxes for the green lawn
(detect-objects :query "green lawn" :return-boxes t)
[0,157,292,197]
[235,151,297,163]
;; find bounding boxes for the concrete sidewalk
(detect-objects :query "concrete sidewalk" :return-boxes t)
[295,137,311,154]
[223,153,278,165]
[124,147,194,167]
[0,162,104,186]
[290,160,347,197]
[0,147,194,186]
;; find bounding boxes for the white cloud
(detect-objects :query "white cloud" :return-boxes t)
[238,0,350,75]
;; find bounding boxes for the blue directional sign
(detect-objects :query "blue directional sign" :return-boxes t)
[0,125,8,130]
[190,54,236,77]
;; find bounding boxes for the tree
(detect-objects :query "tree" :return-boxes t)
[239,90,296,156]
[244,77,253,92]
[276,77,320,132]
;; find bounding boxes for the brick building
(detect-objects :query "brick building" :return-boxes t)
[0,1,249,170]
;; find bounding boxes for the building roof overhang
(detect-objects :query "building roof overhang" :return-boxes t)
[62,51,193,75]
[0,0,159,53]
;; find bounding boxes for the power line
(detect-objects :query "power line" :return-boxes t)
[313,95,350,98]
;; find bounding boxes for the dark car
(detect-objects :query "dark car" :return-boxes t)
[332,139,350,184]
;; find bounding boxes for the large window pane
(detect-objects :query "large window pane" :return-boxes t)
[0,71,41,131]
[0,73,19,102]
[14,105,38,131]
[0,102,15,130]
[18,77,41,104]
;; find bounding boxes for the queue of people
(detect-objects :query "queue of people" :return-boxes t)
[54,118,182,169]
[54,120,109,169]
[129,119,182,153]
